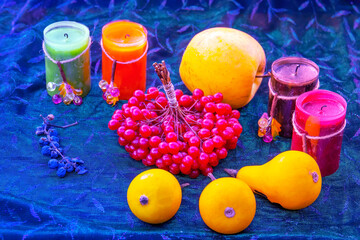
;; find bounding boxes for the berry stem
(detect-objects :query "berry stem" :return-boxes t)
[43,128,64,157]
[49,121,78,129]
[41,114,78,129]
[41,115,72,159]
[153,61,172,87]
[53,146,65,158]
[152,61,203,143]
[40,114,50,126]
[153,61,178,108]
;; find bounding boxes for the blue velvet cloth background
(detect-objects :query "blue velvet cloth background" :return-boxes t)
[1,0,360,239]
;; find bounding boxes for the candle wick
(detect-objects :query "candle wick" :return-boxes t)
[320,105,327,111]
[295,64,300,76]
[64,33,68,38]
[125,34,130,38]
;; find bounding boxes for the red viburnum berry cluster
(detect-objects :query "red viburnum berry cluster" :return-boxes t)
[107,61,242,178]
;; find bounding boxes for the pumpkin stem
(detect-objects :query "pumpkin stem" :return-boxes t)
[224,207,235,218]
[207,173,216,181]
[312,171,319,183]
[224,168,238,177]
[180,183,190,188]
[139,195,149,206]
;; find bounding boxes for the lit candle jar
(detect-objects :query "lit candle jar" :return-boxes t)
[291,90,347,177]
[43,21,91,99]
[268,57,319,138]
[101,20,148,101]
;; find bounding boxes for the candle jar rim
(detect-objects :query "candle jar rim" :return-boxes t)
[102,20,148,48]
[271,57,319,87]
[43,21,90,46]
[295,89,347,127]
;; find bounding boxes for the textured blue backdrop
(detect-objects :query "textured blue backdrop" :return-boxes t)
[0,0,360,239]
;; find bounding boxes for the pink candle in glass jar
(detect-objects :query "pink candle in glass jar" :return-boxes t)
[291,90,347,177]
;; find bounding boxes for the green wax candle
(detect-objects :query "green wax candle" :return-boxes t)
[44,21,91,97]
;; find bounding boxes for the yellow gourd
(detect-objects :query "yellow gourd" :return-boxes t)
[227,151,322,210]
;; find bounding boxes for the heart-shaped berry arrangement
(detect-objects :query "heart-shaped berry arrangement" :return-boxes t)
[107,61,242,178]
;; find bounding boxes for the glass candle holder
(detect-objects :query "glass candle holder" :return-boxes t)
[291,90,347,177]
[101,20,148,100]
[43,21,91,98]
[268,57,319,138]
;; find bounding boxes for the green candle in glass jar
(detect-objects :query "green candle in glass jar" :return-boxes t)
[43,21,91,97]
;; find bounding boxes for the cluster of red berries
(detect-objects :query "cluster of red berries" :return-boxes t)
[108,87,242,178]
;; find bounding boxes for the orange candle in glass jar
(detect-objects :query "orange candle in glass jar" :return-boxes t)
[101,20,148,100]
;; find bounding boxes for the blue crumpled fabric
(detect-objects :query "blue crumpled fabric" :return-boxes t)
[0,0,360,239]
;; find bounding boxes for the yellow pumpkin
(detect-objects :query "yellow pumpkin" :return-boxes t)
[127,169,182,224]
[179,27,266,108]
[234,150,322,210]
[199,177,256,234]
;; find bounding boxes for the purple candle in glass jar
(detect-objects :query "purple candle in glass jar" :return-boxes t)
[268,57,319,138]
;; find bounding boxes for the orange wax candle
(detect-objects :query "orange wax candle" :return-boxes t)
[101,20,148,100]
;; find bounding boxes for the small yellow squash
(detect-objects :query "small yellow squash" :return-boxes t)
[232,151,322,210]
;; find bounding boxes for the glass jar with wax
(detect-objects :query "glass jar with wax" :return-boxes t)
[291,90,347,177]
[100,20,148,102]
[266,57,319,139]
[43,21,91,104]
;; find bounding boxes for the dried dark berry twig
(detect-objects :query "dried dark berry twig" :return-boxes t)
[36,114,87,178]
